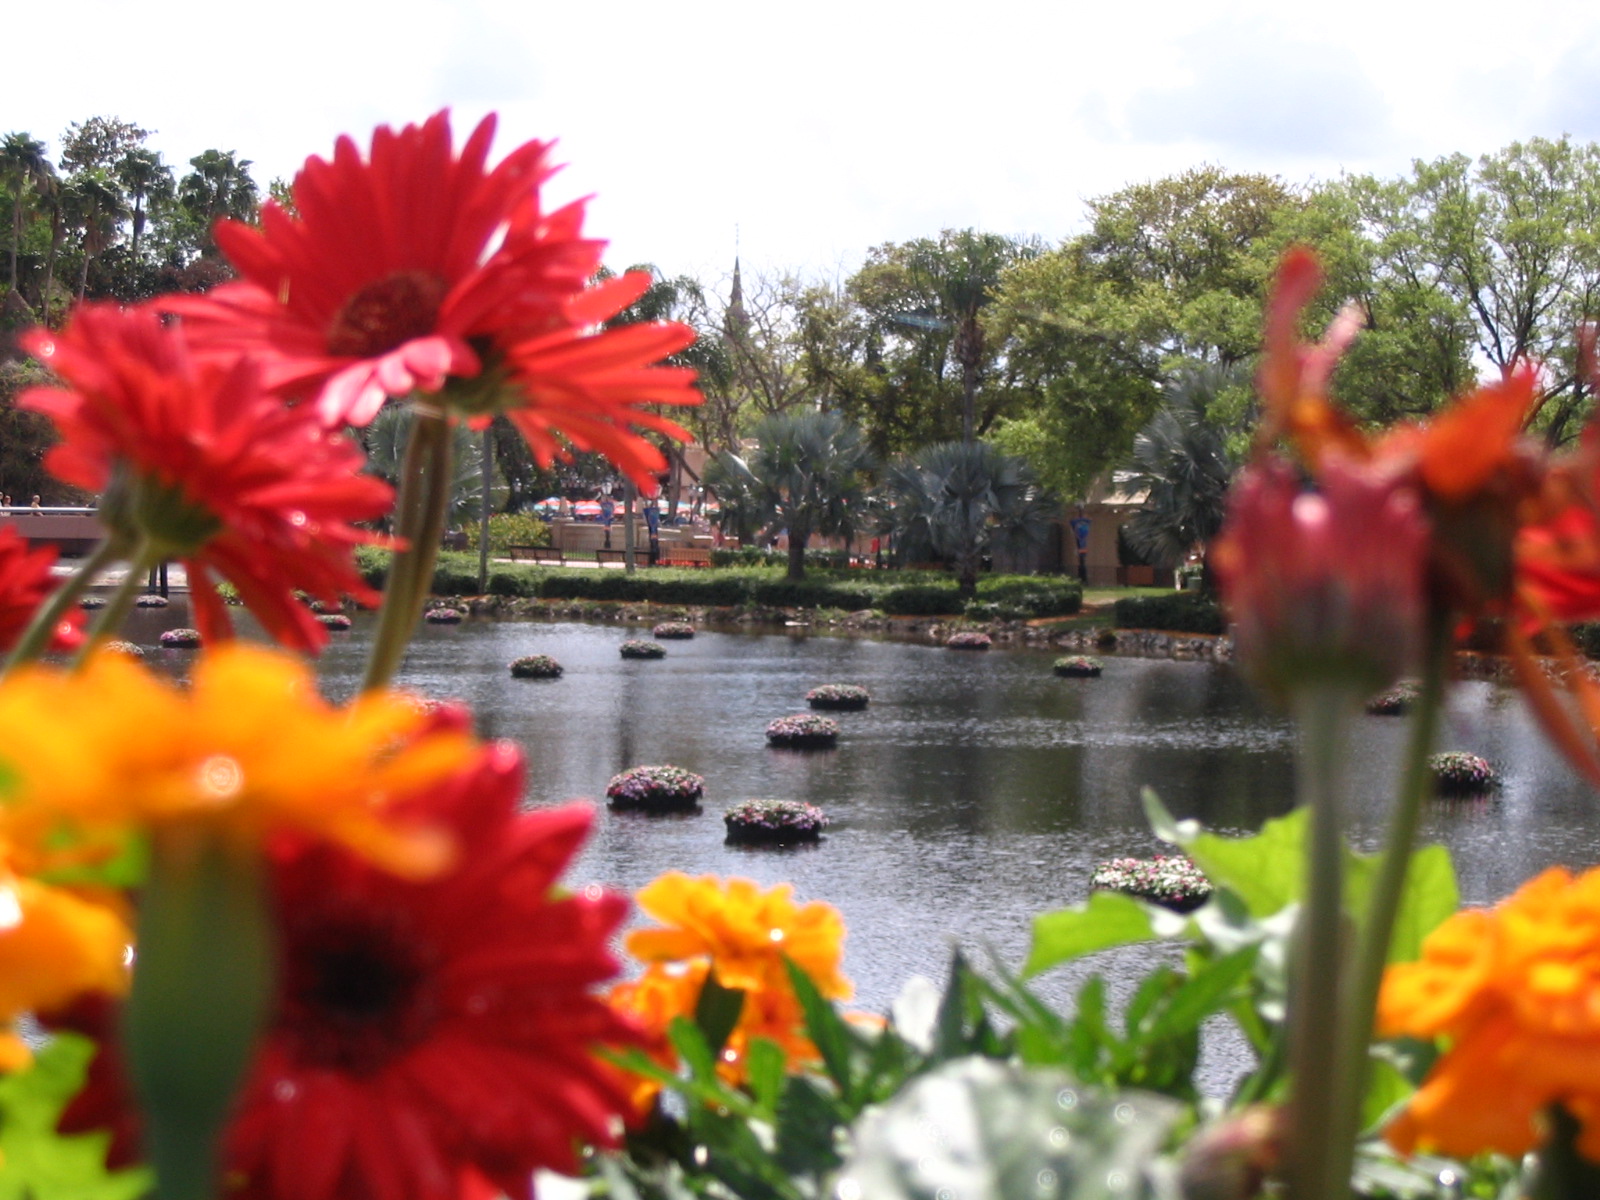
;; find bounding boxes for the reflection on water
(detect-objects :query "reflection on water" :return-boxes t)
[121,605,1600,1084]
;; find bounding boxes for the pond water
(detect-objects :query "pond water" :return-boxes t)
[121,606,1600,1086]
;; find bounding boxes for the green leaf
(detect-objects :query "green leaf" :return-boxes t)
[836,1057,1182,1200]
[0,1034,152,1200]
[782,957,853,1098]
[1024,891,1159,977]
[692,973,746,1059]
[774,1076,848,1176]
[667,1016,718,1084]
[1147,946,1259,1043]
[745,1037,786,1117]
[1381,843,1459,964]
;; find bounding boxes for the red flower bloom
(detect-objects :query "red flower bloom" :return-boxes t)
[0,524,83,653]
[50,743,640,1200]
[226,746,638,1200]
[21,304,389,654]
[164,111,699,486]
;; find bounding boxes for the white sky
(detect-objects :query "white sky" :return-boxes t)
[9,0,1600,291]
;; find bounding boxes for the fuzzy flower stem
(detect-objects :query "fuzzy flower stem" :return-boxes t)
[1285,682,1362,1200]
[76,541,162,666]
[1332,616,1452,1154]
[363,406,453,691]
[2,536,122,674]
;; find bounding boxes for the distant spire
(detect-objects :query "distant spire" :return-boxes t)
[724,233,749,340]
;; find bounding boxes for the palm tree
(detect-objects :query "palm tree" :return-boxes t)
[179,149,258,254]
[1120,365,1245,584]
[64,169,128,300]
[884,440,1057,596]
[116,146,173,263]
[705,411,873,581]
[2,132,54,301]
[901,231,1038,442]
[364,403,503,531]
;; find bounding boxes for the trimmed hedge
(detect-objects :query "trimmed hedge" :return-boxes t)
[750,579,877,610]
[1113,592,1225,635]
[880,586,965,616]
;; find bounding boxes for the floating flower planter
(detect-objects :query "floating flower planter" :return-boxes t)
[1090,856,1213,913]
[135,594,169,608]
[1054,655,1103,678]
[159,628,202,649]
[765,713,840,749]
[510,654,563,679]
[1430,751,1500,796]
[103,640,144,658]
[652,621,695,639]
[423,607,463,624]
[723,799,828,845]
[316,613,353,630]
[606,764,704,813]
[806,684,870,711]
[309,598,345,615]
[945,631,992,650]
[79,595,106,609]
[1365,681,1420,716]
[619,639,666,659]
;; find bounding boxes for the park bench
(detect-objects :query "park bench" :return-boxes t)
[595,549,647,567]
[508,545,564,564]
[658,547,713,568]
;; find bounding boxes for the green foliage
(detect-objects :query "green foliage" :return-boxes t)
[0,1035,151,1200]
[461,511,550,555]
[1112,592,1225,634]
[486,566,541,598]
[970,575,1083,618]
[428,552,483,596]
[879,585,964,616]
[749,579,876,610]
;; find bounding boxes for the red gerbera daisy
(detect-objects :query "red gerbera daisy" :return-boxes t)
[49,742,640,1200]
[164,110,699,486]
[227,746,639,1200]
[20,304,389,655]
[0,524,83,653]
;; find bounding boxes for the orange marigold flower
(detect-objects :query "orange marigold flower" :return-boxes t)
[164,111,700,487]
[0,857,129,1070]
[0,645,472,879]
[20,305,389,655]
[1379,866,1600,1160]
[612,873,851,1089]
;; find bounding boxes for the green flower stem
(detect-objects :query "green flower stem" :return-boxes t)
[1285,683,1361,1200]
[1331,620,1452,1151]
[1531,1104,1600,1200]
[2,535,124,674]
[125,828,274,1200]
[363,407,453,691]
[76,542,162,664]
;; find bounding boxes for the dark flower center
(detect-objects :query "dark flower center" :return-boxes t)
[285,922,431,1073]
[326,270,447,358]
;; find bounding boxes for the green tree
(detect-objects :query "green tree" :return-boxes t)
[179,149,258,255]
[706,410,873,580]
[883,440,1057,596]
[1119,365,1243,582]
[60,116,150,174]
[63,169,127,300]
[364,403,504,530]
[116,146,174,265]
[2,132,53,304]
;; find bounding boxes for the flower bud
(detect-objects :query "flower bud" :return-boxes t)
[1215,456,1428,702]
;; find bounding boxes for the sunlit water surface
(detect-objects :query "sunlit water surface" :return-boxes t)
[123,606,1600,1090]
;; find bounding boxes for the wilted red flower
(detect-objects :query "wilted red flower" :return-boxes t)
[1215,455,1428,700]
[52,743,640,1200]
[165,111,699,486]
[1253,247,1600,782]
[0,524,82,653]
[20,304,389,654]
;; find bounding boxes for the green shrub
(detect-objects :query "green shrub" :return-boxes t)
[1112,592,1225,635]
[463,512,551,555]
[1570,622,1600,659]
[538,571,650,602]
[975,576,1082,617]
[880,585,965,616]
[750,580,876,610]
[643,573,751,606]
[487,567,541,598]
[430,552,483,596]
[355,545,391,589]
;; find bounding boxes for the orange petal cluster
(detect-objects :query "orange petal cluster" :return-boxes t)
[610,873,851,1096]
[1379,866,1600,1160]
